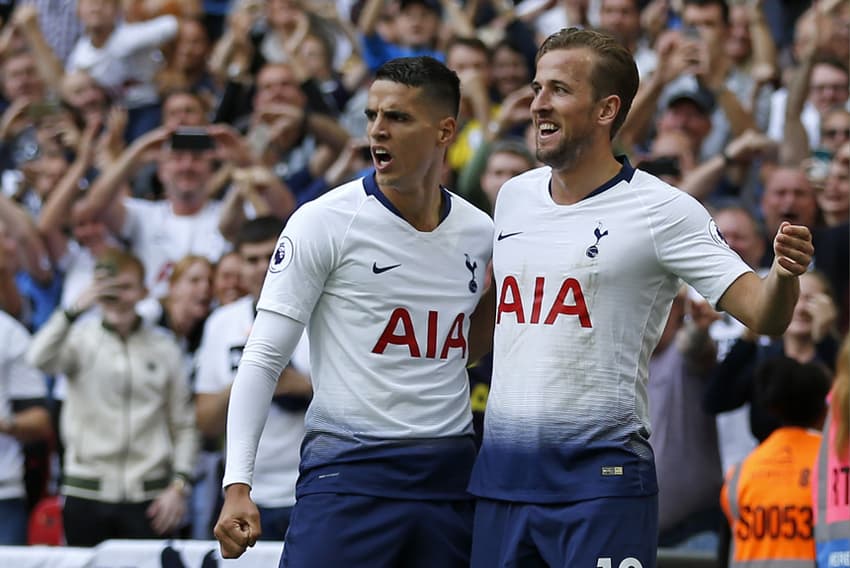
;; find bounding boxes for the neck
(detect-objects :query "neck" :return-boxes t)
[550,144,622,205]
[783,334,816,362]
[380,166,444,232]
[104,312,137,338]
[165,300,196,338]
[170,198,204,216]
[89,26,113,48]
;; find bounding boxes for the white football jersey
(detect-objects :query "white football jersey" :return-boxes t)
[257,174,493,498]
[0,312,47,499]
[122,198,231,298]
[469,159,752,503]
[195,296,308,508]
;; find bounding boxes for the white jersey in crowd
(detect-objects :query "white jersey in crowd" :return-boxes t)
[195,296,308,508]
[469,159,752,504]
[257,174,493,499]
[121,198,230,298]
[0,312,47,500]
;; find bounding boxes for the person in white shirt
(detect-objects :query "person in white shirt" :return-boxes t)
[67,0,178,140]
[0,311,51,545]
[213,56,495,567]
[468,27,815,568]
[195,217,311,541]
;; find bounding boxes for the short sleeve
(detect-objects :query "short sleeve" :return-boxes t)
[256,201,338,324]
[6,323,47,400]
[652,191,752,308]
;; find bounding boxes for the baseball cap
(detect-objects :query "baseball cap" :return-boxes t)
[399,0,442,16]
[664,84,716,115]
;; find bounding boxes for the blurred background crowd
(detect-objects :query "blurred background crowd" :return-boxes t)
[0,0,847,564]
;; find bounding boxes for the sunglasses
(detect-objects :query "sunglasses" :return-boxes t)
[822,128,850,139]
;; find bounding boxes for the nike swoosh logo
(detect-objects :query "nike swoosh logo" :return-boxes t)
[372,262,401,274]
[497,231,523,241]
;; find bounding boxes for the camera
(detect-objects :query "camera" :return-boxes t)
[170,128,215,152]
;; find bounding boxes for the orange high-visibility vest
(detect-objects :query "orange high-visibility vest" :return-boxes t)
[721,427,821,568]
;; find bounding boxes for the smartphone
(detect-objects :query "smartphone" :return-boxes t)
[94,260,119,301]
[94,260,117,277]
[170,127,215,151]
[681,25,701,40]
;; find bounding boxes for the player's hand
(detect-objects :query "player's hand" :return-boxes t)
[772,222,813,278]
[214,483,261,559]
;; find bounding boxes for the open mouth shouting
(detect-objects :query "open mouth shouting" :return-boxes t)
[372,147,393,171]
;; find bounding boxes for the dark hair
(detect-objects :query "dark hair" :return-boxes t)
[714,202,766,241]
[755,356,831,428]
[682,0,729,25]
[446,36,491,62]
[374,56,461,118]
[162,89,209,112]
[536,28,639,139]
[235,216,286,251]
[489,138,535,167]
[812,54,850,80]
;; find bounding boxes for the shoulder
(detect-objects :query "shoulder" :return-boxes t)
[446,191,495,229]
[498,166,551,198]
[0,311,29,340]
[627,169,707,214]
[141,322,182,353]
[205,297,252,330]
[286,178,370,236]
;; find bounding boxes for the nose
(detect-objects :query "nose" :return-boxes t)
[368,114,388,140]
[529,90,548,115]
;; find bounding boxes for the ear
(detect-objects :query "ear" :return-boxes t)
[597,94,621,130]
[436,116,457,147]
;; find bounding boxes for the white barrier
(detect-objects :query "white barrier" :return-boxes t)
[0,539,283,567]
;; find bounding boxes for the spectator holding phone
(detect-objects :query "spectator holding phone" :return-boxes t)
[75,124,294,298]
[26,248,198,547]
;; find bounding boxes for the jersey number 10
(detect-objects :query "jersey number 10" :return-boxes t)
[597,558,643,568]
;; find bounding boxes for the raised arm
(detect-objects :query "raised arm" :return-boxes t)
[717,222,813,336]
[75,126,172,234]
[11,5,64,93]
[357,0,386,37]
[38,121,99,263]
[0,193,51,283]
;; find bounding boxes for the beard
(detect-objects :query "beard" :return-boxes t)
[536,125,595,171]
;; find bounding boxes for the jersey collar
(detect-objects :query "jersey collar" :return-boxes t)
[362,172,452,225]
[551,155,635,202]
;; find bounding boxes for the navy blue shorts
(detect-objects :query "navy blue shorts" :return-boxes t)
[471,494,658,568]
[279,493,473,568]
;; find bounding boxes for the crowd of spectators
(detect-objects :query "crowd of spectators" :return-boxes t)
[0,0,846,561]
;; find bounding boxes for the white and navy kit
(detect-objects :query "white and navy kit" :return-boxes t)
[257,174,494,500]
[470,158,752,504]
[195,296,308,508]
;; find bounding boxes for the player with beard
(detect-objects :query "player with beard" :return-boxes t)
[468,27,815,567]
